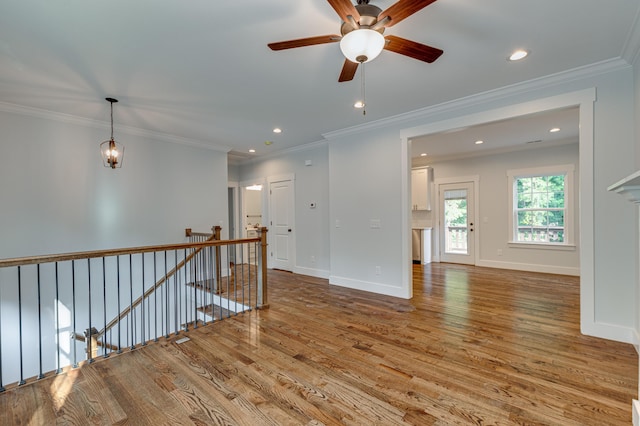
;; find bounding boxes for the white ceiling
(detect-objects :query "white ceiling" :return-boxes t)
[411,106,580,165]
[1,1,638,162]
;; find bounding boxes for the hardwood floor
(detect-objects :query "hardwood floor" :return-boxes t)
[0,264,637,425]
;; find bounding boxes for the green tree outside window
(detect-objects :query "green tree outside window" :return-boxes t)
[515,174,565,243]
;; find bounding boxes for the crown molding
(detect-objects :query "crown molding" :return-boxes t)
[322,58,630,141]
[0,101,231,153]
[236,139,328,166]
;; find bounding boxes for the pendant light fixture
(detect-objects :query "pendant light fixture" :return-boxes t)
[100,97,124,169]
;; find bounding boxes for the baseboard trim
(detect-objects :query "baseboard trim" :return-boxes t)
[329,275,410,299]
[633,400,640,426]
[293,266,330,279]
[581,321,636,345]
[476,259,580,276]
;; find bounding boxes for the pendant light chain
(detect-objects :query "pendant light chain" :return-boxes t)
[110,101,114,140]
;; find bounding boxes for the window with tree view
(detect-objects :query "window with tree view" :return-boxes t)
[514,174,566,243]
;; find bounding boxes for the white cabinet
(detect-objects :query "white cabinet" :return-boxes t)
[411,167,431,210]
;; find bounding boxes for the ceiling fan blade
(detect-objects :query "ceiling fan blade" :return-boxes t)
[338,59,359,82]
[384,35,443,63]
[378,0,437,27]
[268,35,340,51]
[326,0,361,24]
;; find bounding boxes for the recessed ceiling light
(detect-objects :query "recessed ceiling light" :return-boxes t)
[508,49,529,61]
[273,128,282,134]
[420,153,427,157]
[475,140,484,145]
[249,149,256,153]
[354,100,365,109]
[549,127,561,133]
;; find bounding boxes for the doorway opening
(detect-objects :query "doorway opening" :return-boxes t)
[240,181,265,265]
[402,89,594,312]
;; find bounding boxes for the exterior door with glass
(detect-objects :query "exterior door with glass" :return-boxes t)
[439,182,475,264]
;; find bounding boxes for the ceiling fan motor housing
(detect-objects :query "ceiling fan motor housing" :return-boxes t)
[340,3,385,36]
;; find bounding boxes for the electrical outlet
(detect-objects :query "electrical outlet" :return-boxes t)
[497,249,503,256]
[310,255,315,263]
[375,266,381,275]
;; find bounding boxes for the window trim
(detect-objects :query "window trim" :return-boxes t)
[507,164,575,250]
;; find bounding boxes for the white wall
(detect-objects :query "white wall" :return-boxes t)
[430,143,580,275]
[328,127,408,298]
[631,52,640,418]
[0,107,229,258]
[228,163,240,183]
[238,143,330,278]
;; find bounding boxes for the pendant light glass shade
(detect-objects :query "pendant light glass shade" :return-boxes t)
[100,98,124,169]
[340,29,385,64]
[100,138,124,169]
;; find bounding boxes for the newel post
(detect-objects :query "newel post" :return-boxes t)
[84,327,99,360]
[213,226,222,294]
[257,227,269,309]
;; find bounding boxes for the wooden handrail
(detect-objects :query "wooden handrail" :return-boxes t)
[97,226,222,336]
[185,227,217,238]
[0,236,257,268]
[73,332,120,352]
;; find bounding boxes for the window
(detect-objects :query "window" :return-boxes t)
[507,165,575,248]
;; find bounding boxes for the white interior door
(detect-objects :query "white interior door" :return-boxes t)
[439,182,475,265]
[269,179,294,271]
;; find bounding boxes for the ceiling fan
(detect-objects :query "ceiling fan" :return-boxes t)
[268,0,443,82]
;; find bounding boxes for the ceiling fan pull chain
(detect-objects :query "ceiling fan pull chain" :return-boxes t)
[361,61,366,116]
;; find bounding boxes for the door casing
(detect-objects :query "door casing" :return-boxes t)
[432,175,480,265]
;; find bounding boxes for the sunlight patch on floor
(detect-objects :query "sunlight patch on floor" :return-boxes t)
[49,368,79,411]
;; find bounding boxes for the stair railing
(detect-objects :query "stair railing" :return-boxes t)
[97,227,221,339]
[0,227,268,391]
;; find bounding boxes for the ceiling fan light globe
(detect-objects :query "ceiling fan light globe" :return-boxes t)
[340,29,385,63]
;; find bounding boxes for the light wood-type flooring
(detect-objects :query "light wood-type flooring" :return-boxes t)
[0,264,637,425]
